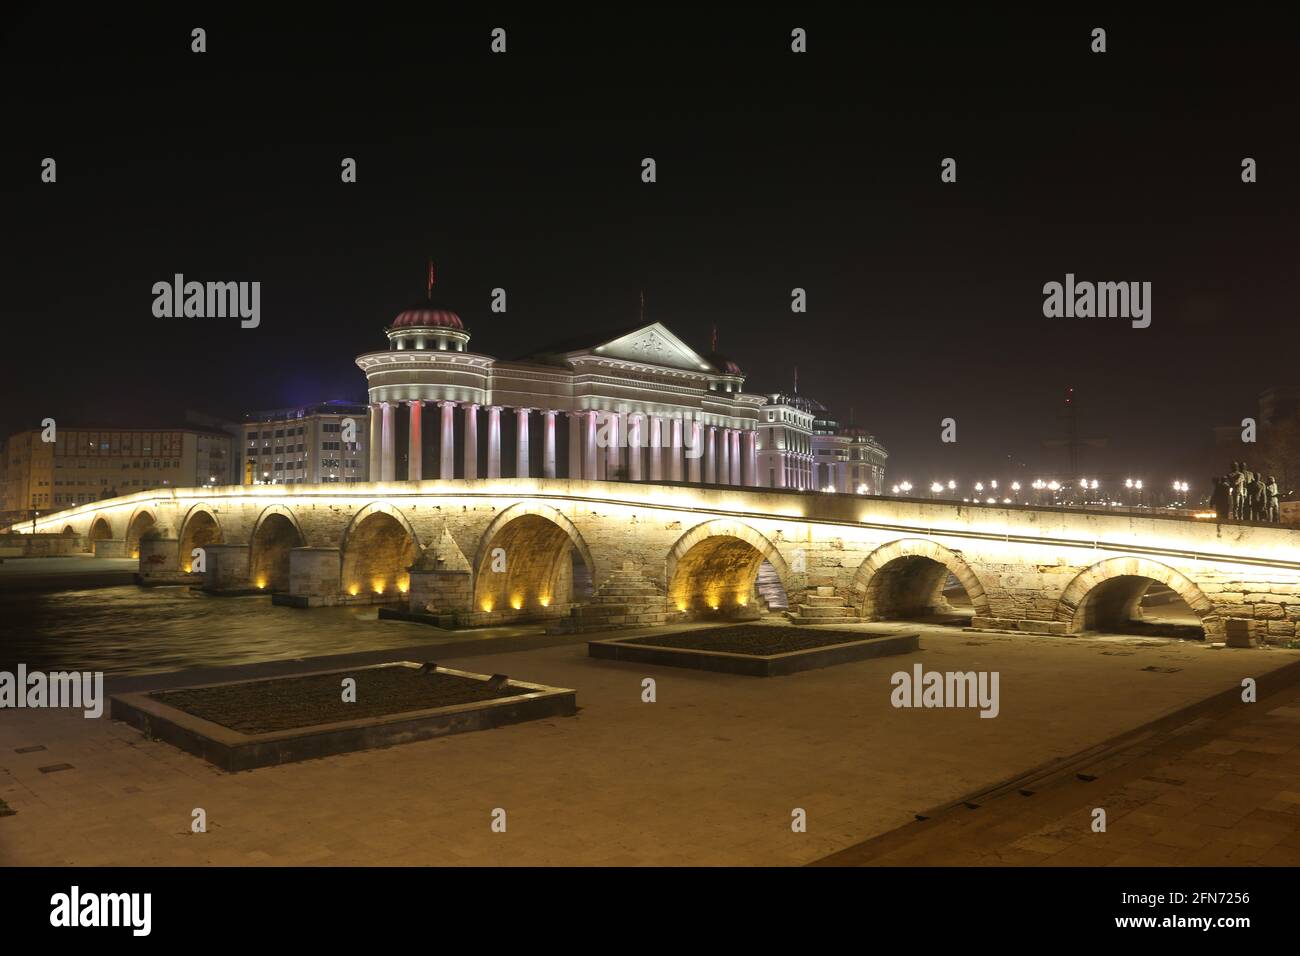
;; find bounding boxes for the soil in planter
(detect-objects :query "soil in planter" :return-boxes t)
[623,624,876,656]
[150,667,531,735]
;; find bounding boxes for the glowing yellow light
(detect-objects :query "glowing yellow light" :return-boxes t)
[348,585,360,596]
[398,582,409,594]
[737,598,748,607]
[510,596,523,610]
[677,602,687,611]
[372,580,385,595]
[481,599,494,612]
[710,604,719,611]
[183,565,192,573]
[256,579,267,589]
[131,550,140,559]
[539,596,550,607]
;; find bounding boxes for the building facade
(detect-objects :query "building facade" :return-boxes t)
[243,402,370,485]
[756,391,818,489]
[841,426,889,495]
[356,303,766,486]
[1,425,232,523]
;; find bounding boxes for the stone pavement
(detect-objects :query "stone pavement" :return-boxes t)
[2,624,1297,866]
[815,654,1300,866]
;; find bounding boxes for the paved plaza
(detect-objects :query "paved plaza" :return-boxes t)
[1,623,1296,866]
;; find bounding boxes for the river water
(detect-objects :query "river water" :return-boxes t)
[0,585,468,677]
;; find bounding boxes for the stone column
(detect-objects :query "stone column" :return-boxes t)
[744,430,758,486]
[515,407,531,478]
[406,400,424,481]
[463,403,479,479]
[606,411,622,479]
[719,428,731,485]
[368,403,382,481]
[706,426,717,484]
[583,410,598,480]
[628,414,643,481]
[688,421,702,483]
[543,411,558,479]
[438,401,456,479]
[776,450,787,488]
[486,406,502,478]
[670,418,683,481]
[731,431,742,485]
[649,417,663,482]
[380,401,396,482]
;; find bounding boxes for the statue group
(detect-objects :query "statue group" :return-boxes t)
[1211,462,1280,523]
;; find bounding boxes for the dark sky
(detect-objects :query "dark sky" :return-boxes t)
[3,8,1296,488]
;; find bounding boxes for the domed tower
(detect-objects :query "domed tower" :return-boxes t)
[384,261,471,352]
[386,304,470,352]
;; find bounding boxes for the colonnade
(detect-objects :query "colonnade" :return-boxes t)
[367,402,761,486]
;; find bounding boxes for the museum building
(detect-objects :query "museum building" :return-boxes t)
[356,299,768,487]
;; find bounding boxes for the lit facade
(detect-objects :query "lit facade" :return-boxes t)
[355,304,766,486]
[757,391,817,489]
[0,426,232,523]
[243,402,370,485]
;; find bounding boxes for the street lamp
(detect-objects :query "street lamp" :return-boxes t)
[930,481,943,497]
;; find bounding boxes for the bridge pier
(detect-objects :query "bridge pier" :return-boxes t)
[203,543,252,593]
[289,546,343,606]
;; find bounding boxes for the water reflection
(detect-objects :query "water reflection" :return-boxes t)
[0,586,468,677]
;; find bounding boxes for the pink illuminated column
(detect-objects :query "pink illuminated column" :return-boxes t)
[706,426,717,484]
[730,430,742,485]
[583,411,598,479]
[542,411,557,478]
[486,406,502,478]
[406,400,424,481]
[744,430,758,486]
[719,428,731,485]
[463,403,479,479]
[687,421,702,483]
[515,408,531,478]
[438,401,456,479]
[628,414,643,481]
[380,401,396,482]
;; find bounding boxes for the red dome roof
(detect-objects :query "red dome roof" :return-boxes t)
[708,352,743,375]
[390,307,464,331]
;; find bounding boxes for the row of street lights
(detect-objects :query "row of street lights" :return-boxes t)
[881,477,1198,507]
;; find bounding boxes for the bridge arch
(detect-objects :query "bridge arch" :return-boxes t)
[472,502,595,614]
[665,519,791,615]
[89,515,114,543]
[850,538,991,621]
[340,501,420,598]
[178,504,224,570]
[249,504,307,591]
[124,506,160,556]
[1054,556,1219,638]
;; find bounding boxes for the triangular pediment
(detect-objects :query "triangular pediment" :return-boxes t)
[578,322,712,372]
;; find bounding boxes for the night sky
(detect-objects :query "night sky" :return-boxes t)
[3,8,1296,487]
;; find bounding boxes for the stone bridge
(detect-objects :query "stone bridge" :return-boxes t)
[12,479,1300,640]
